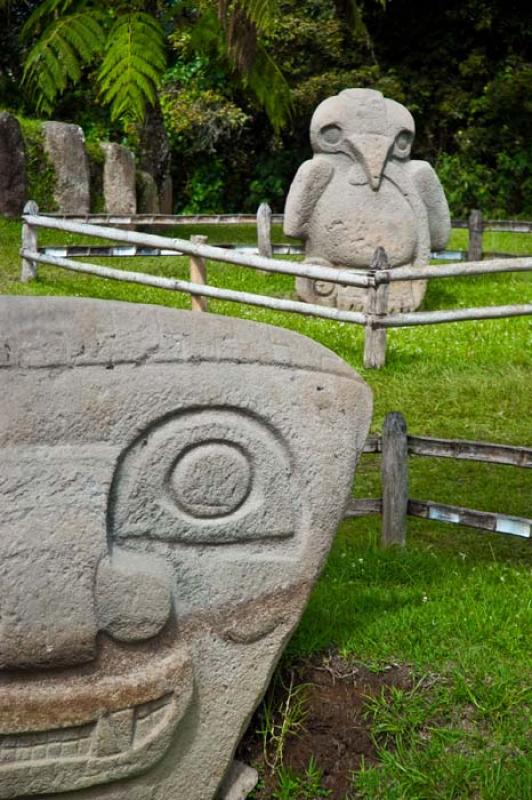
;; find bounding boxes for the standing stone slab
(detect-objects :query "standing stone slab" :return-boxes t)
[159,173,173,214]
[284,88,451,311]
[0,297,372,800]
[102,143,137,214]
[136,169,160,214]
[0,112,26,217]
[42,122,90,213]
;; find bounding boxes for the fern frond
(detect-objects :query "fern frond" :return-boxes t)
[99,12,166,122]
[190,8,291,131]
[22,0,89,38]
[227,0,280,33]
[189,8,226,58]
[244,44,292,132]
[23,12,105,114]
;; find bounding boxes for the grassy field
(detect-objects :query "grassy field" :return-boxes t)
[1,218,531,798]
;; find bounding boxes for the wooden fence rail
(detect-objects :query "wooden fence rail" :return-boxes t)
[43,206,531,261]
[20,202,532,369]
[349,413,532,545]
[46,206,532,234]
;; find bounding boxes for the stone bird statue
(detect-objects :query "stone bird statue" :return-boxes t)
[284,88,451,311]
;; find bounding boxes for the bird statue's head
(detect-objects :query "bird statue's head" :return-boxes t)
[310,88,415,190]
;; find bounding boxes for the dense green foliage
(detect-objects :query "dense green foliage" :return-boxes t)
[1,0,530,217]
[177,0,532,217]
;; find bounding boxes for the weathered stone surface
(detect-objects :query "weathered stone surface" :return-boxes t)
[136,169,160,214]
[217,761,258,800]
[0,296,372,800]
[42,122,90,213]
[102,142,136,214]
[0,112,26,216]
[284,88,451,311]
[159,173,173,214]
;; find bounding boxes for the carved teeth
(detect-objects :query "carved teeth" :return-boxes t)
[0,695,173,767]
[134,696,172,745]
[94,709,134,757]
[0,728,92,764]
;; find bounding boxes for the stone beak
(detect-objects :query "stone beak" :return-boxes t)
[346,134,393,191]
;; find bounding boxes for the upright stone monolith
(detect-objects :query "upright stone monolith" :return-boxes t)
[0,112,26,217]
[0,296,372,800]
[42,121,90,213]
[159,173,173,214]
[136,170,160,214]
[102,143,136,215]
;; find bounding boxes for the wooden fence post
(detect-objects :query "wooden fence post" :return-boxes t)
[21,200,39,283]
[363,247,390,369]
[190,234,208,312]
[381,411,408,547]
[257,202,273,259]
[468,209,483,261]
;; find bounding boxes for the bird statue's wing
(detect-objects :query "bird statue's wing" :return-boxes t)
[407,160,451,251]
[284,158,334,238]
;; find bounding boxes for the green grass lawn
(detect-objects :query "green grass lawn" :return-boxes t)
[1,218,531,799]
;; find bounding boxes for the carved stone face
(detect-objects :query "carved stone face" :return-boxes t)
[310,88,416,191]
[0,297,372,800]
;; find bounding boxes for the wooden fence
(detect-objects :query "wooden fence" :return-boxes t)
[348,412,531,546]
[20,202,532,369]
[42,204,532,260]
[454,210,532,260]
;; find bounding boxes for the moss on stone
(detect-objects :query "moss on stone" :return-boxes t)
[86,140,105,213]
[17,117,58,212]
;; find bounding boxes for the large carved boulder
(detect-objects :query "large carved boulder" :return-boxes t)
[102,143,137,215]
[284,88,451,312]
[42,122,90,214]
[0,297,372,800]
[0,112,26,217]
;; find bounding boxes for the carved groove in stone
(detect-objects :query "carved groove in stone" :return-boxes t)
[0,649,194,797]
[108,408,295,545]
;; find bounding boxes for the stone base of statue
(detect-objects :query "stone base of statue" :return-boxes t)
[296,274,427,313]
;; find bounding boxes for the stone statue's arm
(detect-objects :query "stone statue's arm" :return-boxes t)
[283,158,334,238]
[408,160,451,251]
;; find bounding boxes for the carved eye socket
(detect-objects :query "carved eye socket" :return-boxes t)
[170,442,251,519]
[321,124,342,145]
[109,409,295,545]
[395,130,412,152]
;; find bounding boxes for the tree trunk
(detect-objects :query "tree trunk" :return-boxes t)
[137,99,173,213]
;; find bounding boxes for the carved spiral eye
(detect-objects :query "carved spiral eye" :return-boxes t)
[321,124,342,145]
[170,442,251,519]
[108,409,295,545]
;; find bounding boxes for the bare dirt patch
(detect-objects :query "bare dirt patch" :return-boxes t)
[238,653,415,800]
